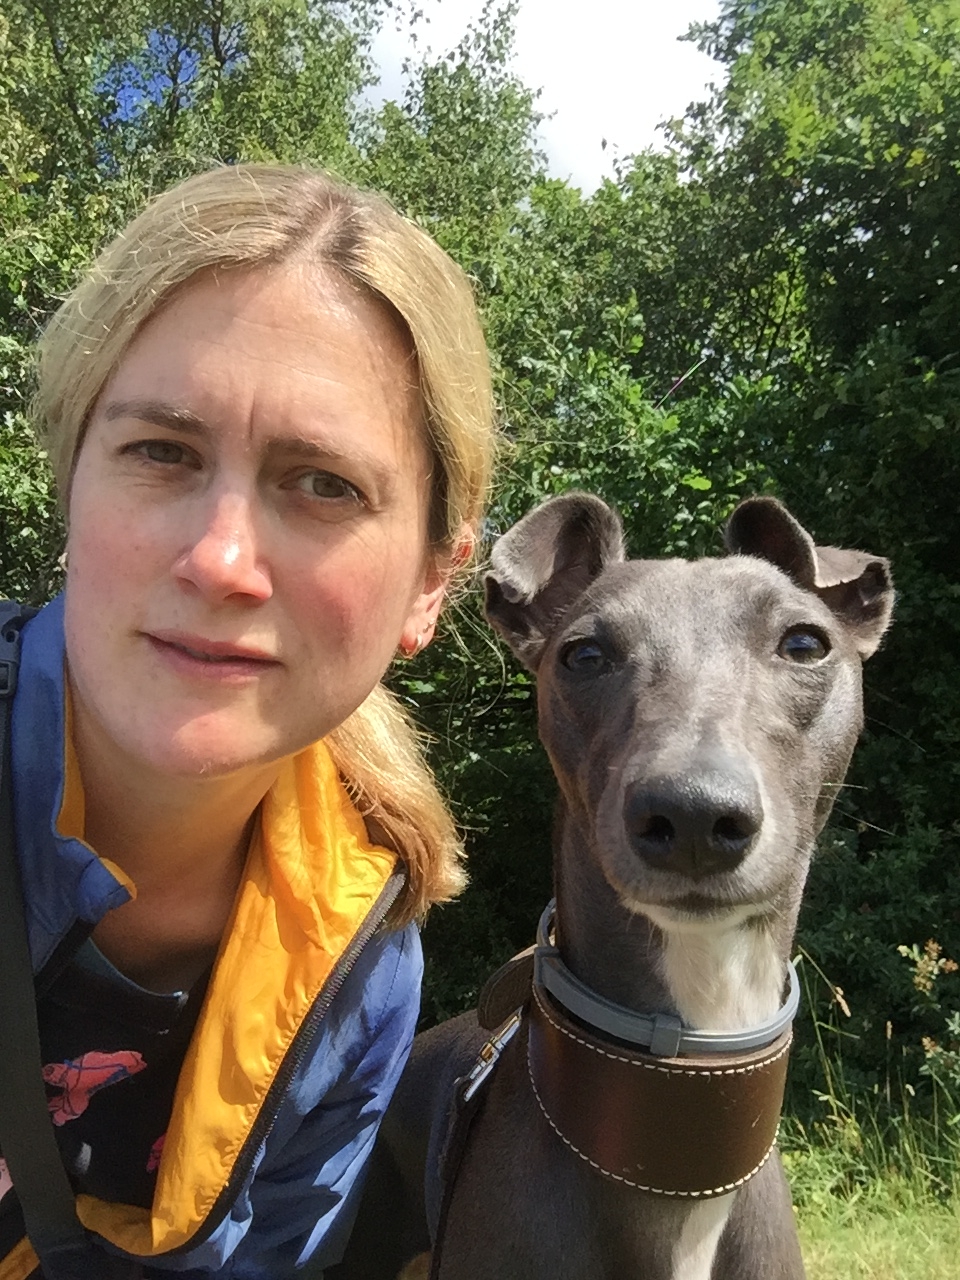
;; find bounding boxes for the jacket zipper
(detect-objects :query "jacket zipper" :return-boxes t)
[159,864,407,1256]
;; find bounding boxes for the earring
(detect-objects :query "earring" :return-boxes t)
[399,632,424,660]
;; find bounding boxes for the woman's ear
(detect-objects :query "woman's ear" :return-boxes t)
[399,524,475,656]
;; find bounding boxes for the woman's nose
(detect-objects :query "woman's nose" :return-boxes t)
[173,492,272,603]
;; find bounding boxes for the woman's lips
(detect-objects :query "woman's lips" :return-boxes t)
[144,632,281,680]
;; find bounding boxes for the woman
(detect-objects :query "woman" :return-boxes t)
[0,164,494,1278]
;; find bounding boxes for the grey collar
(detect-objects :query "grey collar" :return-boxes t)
[534,900,801,1058]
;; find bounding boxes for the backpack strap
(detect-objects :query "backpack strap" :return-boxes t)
[0,603,138,1279]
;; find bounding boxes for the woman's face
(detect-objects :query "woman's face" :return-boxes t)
[66,264,448,780]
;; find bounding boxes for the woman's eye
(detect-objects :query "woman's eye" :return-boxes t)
[132,439,193,466]
[778,628,830,663]
[294,471,363,503]
[560,639,607,673]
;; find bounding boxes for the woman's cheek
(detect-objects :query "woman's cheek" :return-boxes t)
[299,544,417,645]
[69,471,164,585]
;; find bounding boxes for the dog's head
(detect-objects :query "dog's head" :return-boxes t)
[484,493,893,924]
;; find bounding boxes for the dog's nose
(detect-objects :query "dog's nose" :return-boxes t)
[624,767,763,879]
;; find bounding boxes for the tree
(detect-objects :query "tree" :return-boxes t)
[622,0,960,1097]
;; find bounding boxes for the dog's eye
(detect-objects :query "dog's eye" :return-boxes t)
[778,629,830,663]
[560,639,607,672]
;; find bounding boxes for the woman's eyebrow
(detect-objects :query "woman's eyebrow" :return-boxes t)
[102,398,398,490]
[261,434,397,492]
[102,399,210,436]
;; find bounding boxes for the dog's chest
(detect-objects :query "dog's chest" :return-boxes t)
[669,1196,735,1280]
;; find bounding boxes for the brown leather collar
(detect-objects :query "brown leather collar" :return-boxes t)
[527,981,792,1198]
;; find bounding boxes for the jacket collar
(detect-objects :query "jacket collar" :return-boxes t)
[12,595,131,973]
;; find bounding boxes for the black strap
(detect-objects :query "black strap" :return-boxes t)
[427,1077,488,1280]
[0,603,138,1279]
[427,1012,522,1280]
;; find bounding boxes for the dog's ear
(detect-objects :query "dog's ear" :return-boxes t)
[485,493,624,670]
[725,496,894,658]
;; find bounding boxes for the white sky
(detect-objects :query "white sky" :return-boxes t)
[368,0,724,192]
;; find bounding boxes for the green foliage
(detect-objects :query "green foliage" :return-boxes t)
[362,0,544,259]
[779,942,960,1276]
[0,336,62,602]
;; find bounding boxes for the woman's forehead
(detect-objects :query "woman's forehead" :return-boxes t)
[147,262,416,373]
[93,264,426,452]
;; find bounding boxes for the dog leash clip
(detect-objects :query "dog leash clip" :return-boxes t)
[461,1011,522,1104]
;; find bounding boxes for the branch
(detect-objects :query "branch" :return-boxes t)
[209,0,227,71]
[763,261,801,374]
[162,43,188,142]
[31,0,99,171]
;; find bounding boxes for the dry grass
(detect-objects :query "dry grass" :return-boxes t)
[798,1204,960,1279]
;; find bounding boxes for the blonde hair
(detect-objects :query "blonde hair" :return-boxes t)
[34,164,497,923]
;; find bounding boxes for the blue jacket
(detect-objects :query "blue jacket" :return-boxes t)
[5,596,422,1277]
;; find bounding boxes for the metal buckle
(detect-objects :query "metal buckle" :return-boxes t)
[462,1011,522,1104]
[0,627,23,700]
[0,660,14,698]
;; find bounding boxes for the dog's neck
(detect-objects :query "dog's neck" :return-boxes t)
[553,807,803,1280]
[641,903,790,1031]
[554,808,801,1035]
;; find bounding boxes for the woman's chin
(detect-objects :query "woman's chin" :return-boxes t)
[139,723,291,781]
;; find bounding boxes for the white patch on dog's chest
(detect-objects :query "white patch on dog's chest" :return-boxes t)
[632,906,785,1280]
[641,904,784,1031]
[671,1195,735,1280]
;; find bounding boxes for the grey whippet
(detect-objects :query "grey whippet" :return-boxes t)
[333,492,893,1280]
